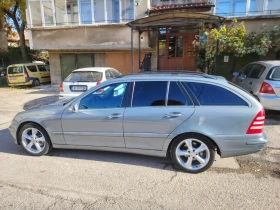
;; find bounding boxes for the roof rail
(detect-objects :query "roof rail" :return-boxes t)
[118,71,216,79]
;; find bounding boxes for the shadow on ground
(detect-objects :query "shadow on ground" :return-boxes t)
[265,110,280,121]
[0,128,176,172]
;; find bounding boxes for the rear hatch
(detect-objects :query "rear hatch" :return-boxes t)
[266,67,280,97]
[62,71,103,94]
[7,65,25,83]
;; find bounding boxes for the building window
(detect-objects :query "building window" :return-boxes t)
[107,0,120,23]
[267,0,280,13]
[29,0,42,27]
[94,0,105,23]
[67,1,79,24]
[80,0,92,24]
[55,0,67,25]
[42,0,54,26]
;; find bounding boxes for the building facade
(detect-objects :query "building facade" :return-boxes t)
[26,0,280,84]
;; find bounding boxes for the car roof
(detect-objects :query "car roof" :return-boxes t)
[72,67,114,72]
[8,63,47,67]
[253,60,280,66]
[117,71,227,82]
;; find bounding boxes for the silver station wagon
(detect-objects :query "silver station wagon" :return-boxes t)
[9,72,267,173]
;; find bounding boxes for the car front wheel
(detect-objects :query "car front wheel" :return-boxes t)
[170,134,215,173]
[18,123,51,156]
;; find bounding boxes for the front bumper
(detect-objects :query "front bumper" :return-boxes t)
[259,93,280,111]
[8,119,19,144]
[214,133,268,158]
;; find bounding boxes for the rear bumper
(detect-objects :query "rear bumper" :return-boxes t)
[59,92,82,99]
[259,93,280,111]
[213,133,267,158]
[8,78,33,86]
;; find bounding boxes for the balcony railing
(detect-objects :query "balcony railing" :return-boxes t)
[216,9,280,18]
[151,0,213,7]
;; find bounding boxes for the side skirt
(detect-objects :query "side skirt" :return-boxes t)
[52,144,167,157]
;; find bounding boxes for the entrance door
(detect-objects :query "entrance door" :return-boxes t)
[158,28,198,71]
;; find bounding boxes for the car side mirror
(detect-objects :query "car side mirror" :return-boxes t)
[233,72,239,77]
[69,103,79,113]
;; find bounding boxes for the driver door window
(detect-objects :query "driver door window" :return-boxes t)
[79,82,127,110]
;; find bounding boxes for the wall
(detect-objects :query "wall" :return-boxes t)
[30,25,150,51]
[107,52,146,74]
[226,17,280,33]
[49,53,61,85]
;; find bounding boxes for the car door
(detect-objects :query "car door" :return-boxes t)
[234,64,254,90]
[62,82,129,147]
[242,64,266,95]
[37,65,50,83]
[123,80,195,150]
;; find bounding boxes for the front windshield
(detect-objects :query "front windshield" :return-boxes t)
[64,71,102,82]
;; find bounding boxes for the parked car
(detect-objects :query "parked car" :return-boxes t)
[232,61,280,111]
[7,63,50,87]
[59,67,122,98]
[9,71,267,173]
[0,69,7,85]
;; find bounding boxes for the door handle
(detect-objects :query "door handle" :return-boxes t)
[108,113,122,119]
[165,112,182,118]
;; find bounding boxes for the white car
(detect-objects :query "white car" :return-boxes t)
[59,67,121,98]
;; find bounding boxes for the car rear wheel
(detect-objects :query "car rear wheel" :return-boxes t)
[32,79,40,87]
[19,123,51,156]
[170,134,215,173]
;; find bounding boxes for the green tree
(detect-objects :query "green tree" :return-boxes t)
[0,0,27,61]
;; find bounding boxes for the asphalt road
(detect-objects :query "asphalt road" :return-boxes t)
[0,85,279,210]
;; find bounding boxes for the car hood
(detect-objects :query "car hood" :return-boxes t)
[14,99,69,124]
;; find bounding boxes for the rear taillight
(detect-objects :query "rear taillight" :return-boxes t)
[60,83,64,92]
[260,82,275,94]
[246,109,265,134]
[96,81,101,85]
[24,69,29,78]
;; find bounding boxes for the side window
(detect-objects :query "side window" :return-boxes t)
[110,69,121,78]
[168,82,190,106]
[26,66,38,72]
[239,64,254,77]
[105,70,113,80]
[79,83,127,110]
[132,81,167,107]
[38,65,47,72]
[248,64,265,79]
[183,82,248,106]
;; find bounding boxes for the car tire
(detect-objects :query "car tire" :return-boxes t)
[32,79,40,87]
[18,123,51,156]
[170,133,215,173]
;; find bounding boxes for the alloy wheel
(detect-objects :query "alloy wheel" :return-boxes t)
[175,138,210,170]
[21,128,46,154]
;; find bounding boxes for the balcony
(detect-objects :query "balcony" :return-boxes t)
[27,0,135,28]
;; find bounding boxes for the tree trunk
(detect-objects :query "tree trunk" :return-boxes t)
[19,23,28,61]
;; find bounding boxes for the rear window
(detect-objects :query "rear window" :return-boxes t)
[267,67,280,81]
[110,69,121,77]
[183,82,248,106]
[8,66,23,74]
[64,71,103,82]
